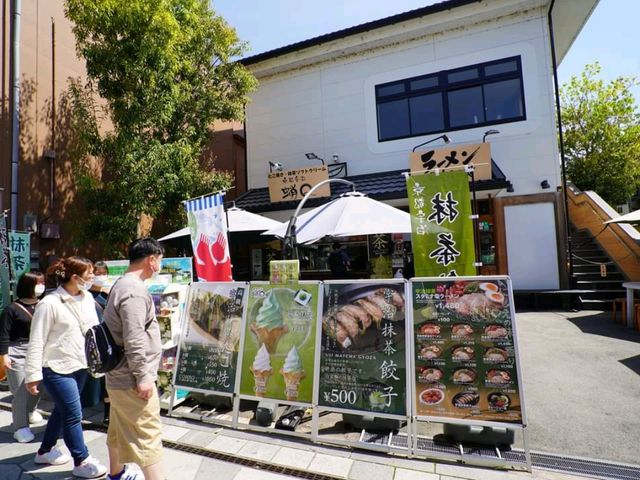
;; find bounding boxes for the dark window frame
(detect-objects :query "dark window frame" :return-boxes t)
[375,56,526,142]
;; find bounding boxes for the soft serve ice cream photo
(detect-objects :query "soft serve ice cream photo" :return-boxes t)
[280,346,306,401]
[250,344,273,397]
[250,289,289,353]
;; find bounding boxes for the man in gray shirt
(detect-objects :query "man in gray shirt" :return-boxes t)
[103,238,164,480]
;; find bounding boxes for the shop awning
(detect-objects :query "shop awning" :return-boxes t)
[235,160,512,213]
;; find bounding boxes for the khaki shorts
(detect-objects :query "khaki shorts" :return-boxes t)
[106,388,163,467]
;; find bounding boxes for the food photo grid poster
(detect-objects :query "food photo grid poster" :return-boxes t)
[412,278,523,424]
[174,283,247,393]
[239,282,319,403]
[319,281,407,416]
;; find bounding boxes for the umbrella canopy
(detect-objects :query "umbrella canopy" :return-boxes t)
[264,192,427,244]
[158,207,282,242]
[605,208,640,225]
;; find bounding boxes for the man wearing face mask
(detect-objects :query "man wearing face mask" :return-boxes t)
[103,238,164,480]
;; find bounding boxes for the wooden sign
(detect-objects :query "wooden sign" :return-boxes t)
[268,166,330,203]
[409,142,492,181]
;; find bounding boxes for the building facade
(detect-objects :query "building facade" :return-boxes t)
[235,0,598,289]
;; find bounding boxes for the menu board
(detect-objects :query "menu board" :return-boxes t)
[318,281,407,416]
[239,282,320,403]
[104,257,193,288]
[411,277,523,424]
[174,282,247,393]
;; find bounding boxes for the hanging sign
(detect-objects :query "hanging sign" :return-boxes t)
[368,234,393,279]
[318,280,407,416]
[174,282,247,393]
[409,143,491,180]
[239,282,320,402]
[0,216,11,310]
[411,277,524,424]
[8,231,30,281]
[407,171,476,277]
[268,166,330,203]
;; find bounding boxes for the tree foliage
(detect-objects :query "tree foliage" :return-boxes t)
[560,63,640,206]
[65,0,257,255]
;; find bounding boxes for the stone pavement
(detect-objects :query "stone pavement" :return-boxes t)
[0,398,591,480]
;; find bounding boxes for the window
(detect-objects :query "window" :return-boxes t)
[375,56,526,141]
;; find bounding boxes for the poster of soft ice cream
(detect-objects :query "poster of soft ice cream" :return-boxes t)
[239,282,320,403]
[411,277,525,425]
[318,280,408,416]
[174,282,247,394]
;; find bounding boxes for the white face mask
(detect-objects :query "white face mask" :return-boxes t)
[93,275,108,287]
[77,278,94,292]
[34,285,45,296]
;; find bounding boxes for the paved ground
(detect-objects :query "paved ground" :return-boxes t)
[0,310,638,479]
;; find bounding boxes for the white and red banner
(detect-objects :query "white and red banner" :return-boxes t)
[184,193,233,281]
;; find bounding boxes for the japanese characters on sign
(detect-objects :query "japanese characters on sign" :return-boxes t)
[268,166,330,203]
[409,143,491,181]
[318,281,407,416]
[407,171,476,277]
[8,232,30,281]
[239,282,320,402]
[0,216,11,310]
[174,283,247,393]
[411,278,523,424]
[368,234,393,279]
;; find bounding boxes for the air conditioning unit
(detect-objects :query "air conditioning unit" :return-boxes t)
[39,223,60,239]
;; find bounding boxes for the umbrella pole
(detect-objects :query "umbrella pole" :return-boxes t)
[282,178,356,260]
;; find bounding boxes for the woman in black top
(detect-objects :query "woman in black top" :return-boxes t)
[0,271,46,443]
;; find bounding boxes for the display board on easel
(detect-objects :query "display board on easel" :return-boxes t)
[408,276,530,470]
[170,282,248,426]
[312,279,412,453]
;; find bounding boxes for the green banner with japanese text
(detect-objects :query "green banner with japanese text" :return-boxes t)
[0,216,10,310]
[407,171,476,277]
[9,232,30,281]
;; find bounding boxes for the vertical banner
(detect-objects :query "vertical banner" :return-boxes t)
[0,216,11,310]
[239,282,319,403]
[411,277,523,424]
[174,282,247,393]
[318,280,407,416]
[368,234,393,279]
[184,193,232,281]
[407,171,476,277]
[9,232,30,280]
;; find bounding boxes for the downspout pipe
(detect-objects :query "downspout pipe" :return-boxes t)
[548,0,573,288]
[10,0,21,230]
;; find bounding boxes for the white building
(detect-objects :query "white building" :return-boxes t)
[234,0,598,289]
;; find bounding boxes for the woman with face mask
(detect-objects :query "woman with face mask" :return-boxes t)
[0,271,46,443]
[24,257,107,479]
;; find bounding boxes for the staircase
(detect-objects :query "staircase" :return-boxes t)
[570,227,627,310]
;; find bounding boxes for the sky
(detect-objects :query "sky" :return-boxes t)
[213,0,639,100]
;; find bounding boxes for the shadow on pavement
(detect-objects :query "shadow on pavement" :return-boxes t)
[619,354,640,376]
[564,311,640,342]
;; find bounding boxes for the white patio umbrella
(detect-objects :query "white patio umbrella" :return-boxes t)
[604,208,640,225]
[263,191,436,244]
[158,207,283,242]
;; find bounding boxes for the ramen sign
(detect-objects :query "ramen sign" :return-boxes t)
[409,143,492,181]
[268,166,330,203]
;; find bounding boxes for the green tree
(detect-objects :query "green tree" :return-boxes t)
[560,63,640,206]
[65,0,257,255]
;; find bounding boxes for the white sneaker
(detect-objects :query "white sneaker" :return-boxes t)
[107,464,145,480]
[72,455,108,479]
[29,410,44,424]
[13,427,35,443]
[34,445,72,465]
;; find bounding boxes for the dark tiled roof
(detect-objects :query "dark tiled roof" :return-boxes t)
[235,162,511,213]
[241,0,480,66]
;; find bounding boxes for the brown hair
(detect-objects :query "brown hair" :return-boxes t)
[16,271,45,299]
[45,256,94,287]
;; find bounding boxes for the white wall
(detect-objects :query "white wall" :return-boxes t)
[504,203,560,289]
[246,8,560,196]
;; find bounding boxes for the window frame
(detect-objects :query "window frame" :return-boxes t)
[375,56,526,142]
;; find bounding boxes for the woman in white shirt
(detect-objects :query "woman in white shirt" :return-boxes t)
[25,257,107,479]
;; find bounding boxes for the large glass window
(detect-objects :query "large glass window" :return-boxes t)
[375,56,526,141]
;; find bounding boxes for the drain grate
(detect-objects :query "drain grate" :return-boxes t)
[529,452,640,480]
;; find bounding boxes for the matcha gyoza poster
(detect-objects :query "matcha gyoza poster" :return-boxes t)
[239,282,320,403]
[174,282,247,393]
[407,170,476,276]
[318,280,407,416]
